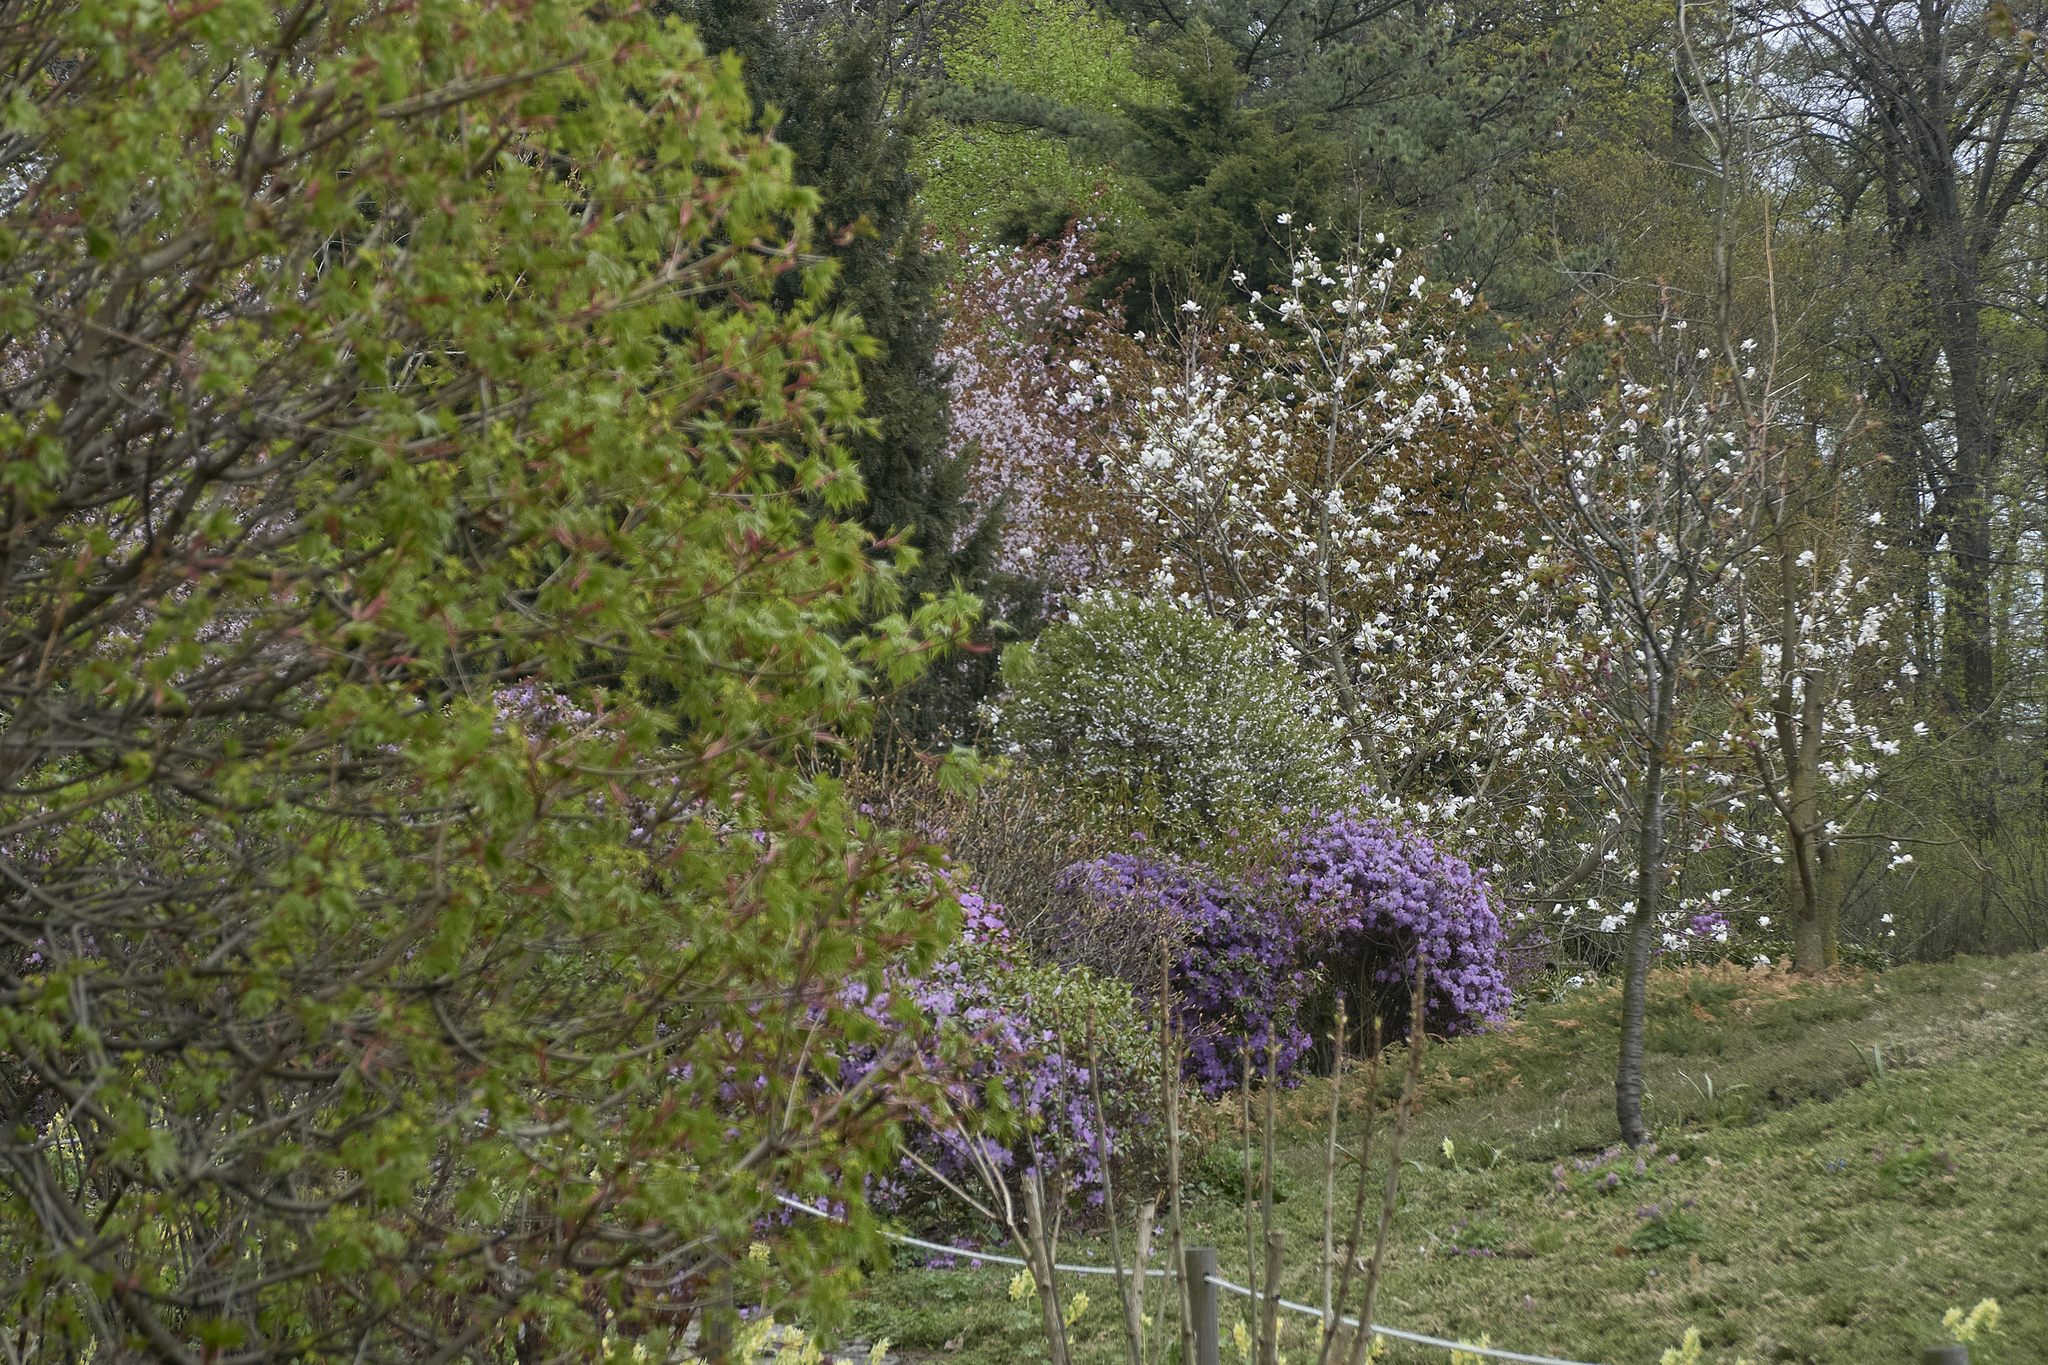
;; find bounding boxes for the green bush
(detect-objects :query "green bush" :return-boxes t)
[992,595,1356,845]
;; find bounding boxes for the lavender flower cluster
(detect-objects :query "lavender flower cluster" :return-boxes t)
[1067,814,1510,1095]
[1291,813,1512,1039]
[841,890,1163,1226]
[1064,853,1312,1095]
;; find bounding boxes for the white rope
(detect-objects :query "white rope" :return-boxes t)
[772,1194,1168,1277]
[1204,1274,1605,1365]
[772,1195,1605,1362]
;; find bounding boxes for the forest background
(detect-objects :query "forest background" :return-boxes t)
[5,0,2048,1358]
[765,0,2048,974]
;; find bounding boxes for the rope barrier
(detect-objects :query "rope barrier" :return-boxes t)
[774,1195,1608,1362]
[1203,1273,1604,1365]
[772,1194,1168,1277]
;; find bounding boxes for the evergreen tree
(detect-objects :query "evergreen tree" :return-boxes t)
[937,0,1582,319]
[1095,34,1345,317]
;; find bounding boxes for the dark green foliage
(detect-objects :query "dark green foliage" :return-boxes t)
[945,0,1579,318]
[1090,34,1344,318]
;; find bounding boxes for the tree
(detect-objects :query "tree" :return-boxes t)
[0,2,974,1358]
[1672,4,1902,973]
[912,0,1166,239]
[1780,0,2048,744]
[1512,325,1774,1146]
[668,0,1001,740]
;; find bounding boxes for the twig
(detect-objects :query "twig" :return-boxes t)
[1349,966,1428,1365]
[1318,1018,1381,1365]
[1321,1001,1347,1330]
[1162,943,1193,1365]
[1261,1026,1279,1360]
[1242,1048,1257,1343]
[1087,1007,1143,1365]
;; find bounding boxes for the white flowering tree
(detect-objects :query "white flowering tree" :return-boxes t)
[1509,323,1779,1145]
[1088,232,1596,893]
[1669,16,1903,974]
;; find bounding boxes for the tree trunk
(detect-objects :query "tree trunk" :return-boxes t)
[1819,838,1842,968]
[1615,666,1674,1148]
[1785,639,1829,973]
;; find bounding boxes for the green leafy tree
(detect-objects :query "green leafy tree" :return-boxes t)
[0,1,974,1359]
[914,0,1166,239]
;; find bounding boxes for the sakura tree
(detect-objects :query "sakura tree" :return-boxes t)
[937,224,1134,593]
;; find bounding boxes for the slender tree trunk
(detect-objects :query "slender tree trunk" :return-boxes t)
[1934,246,2000,741]
[1818,839,1842,968]
[1616,666,1675,1148]
[1786,639,1829,973]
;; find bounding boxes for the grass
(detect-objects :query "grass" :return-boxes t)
[831,950,2048,1365]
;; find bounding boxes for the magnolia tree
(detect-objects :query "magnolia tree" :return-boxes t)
[1080,233,1604,911]
[1511,328,1781,1145]
[1668,18,1905,973]
[0,5,974,1359]
[1505,301,1900,1137]
[1715,461,1901,970]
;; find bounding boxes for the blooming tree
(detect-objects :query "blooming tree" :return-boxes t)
[1078,232,1605,921]
[938,224,1133,591]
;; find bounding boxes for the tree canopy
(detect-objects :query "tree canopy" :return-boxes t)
[0,0,973,1356]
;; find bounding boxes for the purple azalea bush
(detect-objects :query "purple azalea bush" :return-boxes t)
[840,890,1164,1231]
[1289,813,1511,1041]
[1065,853,1313,1096]
[1066,815,1509,1096]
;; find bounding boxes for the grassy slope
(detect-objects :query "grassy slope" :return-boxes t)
[840,950,2048,1365]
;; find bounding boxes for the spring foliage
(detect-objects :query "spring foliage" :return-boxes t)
[0,2,973,1357]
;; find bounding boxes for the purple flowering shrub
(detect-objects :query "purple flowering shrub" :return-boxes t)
[1065,853,1313,1096]
[842,891,1165,1233]
[1065,816,1509,1096]
[1289,813,1511,1042]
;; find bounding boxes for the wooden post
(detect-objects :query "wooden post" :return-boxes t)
[1919,1348,1969,1365]
[1185,1246,1219,1365]
[700,1271,735,1365]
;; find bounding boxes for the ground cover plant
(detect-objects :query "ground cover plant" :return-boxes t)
[832,950,2048,1364]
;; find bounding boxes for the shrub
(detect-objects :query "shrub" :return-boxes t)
[844,893,1166,1233]
[843,752,1175,987]
[1064,816,1510,1096]
[1065,854,1313,1096]
[1290,813,1512,1041]
[992,595,1356,846]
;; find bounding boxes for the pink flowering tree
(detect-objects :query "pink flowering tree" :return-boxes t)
[938,224,1135,594]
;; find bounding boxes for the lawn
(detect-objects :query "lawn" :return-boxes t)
[833,951,2048,1364]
